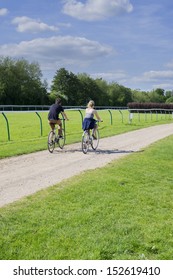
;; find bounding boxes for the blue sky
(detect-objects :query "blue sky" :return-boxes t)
[1,0,173,91]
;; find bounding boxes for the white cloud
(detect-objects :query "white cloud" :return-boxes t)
[0,35,112,70]
[144,70,173,80]
[165,61,173,68]
[91,71,127,81]
[12,16,59,33]
[132,70,173,83]
[152,83,173,90]
[128,70,173,91]
[0,8,8,16]
[62,0,133,21]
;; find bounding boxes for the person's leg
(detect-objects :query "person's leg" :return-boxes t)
[57,119,63,136]
[92,124,98,139]
[48,120,55,131]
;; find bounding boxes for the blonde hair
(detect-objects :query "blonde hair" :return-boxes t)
[87,100,95,108]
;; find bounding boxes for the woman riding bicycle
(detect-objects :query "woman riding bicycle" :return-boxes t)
[82,100,102,139]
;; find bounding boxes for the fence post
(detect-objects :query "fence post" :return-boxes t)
[108,109,113,125]
[150,110,152,120]
[118,110,124,123]
[78,109,84,124]
[138,110,140,122]
[35,112,43,136]
[156,111,158,121]
[128,111,133,124]
[2,112,10,141]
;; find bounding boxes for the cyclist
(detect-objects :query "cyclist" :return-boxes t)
[82,100,102,139]
[48,98,69,138]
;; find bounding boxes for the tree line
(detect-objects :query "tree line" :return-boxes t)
[0,56,173,106]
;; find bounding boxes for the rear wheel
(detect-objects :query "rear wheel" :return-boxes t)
[48,131,55,153]
[58,128,65,149]
[91,128,99,150]
[82,131,89,154]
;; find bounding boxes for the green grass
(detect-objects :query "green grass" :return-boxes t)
[0,109,172,158]
[0,135,173,260]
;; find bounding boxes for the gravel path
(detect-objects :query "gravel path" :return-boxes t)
[0,123,173,208]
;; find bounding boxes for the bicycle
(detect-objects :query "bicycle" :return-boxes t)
[47,120,65,153]
[81,120,101,154]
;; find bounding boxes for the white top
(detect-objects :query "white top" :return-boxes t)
[85,108,95,119]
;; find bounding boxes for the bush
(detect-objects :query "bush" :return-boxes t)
[128,102,173,110]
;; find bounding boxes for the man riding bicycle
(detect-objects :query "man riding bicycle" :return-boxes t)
[48,98,69,138]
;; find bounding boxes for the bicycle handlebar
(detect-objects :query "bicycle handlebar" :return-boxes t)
[60,118,69,121]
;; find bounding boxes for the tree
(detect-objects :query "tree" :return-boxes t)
[51,68,81,105]
[0,56,48,105]
[165,96,173,103]
[108,82,132,106]
[77,73,105,106]
[148,89,166,103]
[95,78,109,106]
[131,89,150,103]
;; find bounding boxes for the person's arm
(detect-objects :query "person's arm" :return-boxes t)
[94,110,102,121]
[62,111,69,120]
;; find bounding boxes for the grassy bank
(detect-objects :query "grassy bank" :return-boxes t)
[0,135,173,259]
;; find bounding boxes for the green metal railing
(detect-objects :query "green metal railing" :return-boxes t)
[3,108,170,142]
[0,109,127,141]
[2,112,11,141]
[35,112,43,136]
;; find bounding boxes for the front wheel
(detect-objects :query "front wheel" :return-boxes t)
[48,131,55,153]
[58,128,65,149]
[82,131,89,154]
[91,129,99,150]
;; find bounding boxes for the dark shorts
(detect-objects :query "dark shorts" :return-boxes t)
[82,118,96,130]
[48,118,60,123]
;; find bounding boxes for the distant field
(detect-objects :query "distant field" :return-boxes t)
[0,109,172,158]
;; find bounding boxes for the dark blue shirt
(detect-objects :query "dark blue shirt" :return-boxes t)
[48,104,64,120]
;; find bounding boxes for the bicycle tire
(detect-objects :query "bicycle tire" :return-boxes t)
[91,129,99,150]
[82,131,89,154]
[48,131,55,153]
[58,128,65,149]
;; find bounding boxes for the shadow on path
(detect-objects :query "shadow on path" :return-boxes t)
[51,147,144,155]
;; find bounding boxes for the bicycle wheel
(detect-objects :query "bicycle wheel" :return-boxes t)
[91,128,99,150]
[48,131,55,153]
[82,131,89,154]
[58,128,65,149]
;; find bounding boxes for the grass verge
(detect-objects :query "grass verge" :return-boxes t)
[0,135,173,260]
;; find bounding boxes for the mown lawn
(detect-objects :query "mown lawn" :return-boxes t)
[0,135,173,260]
[0,109,172,158]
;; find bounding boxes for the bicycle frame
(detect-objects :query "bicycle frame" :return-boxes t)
[81,125,100,154]
[47,118,66,153]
